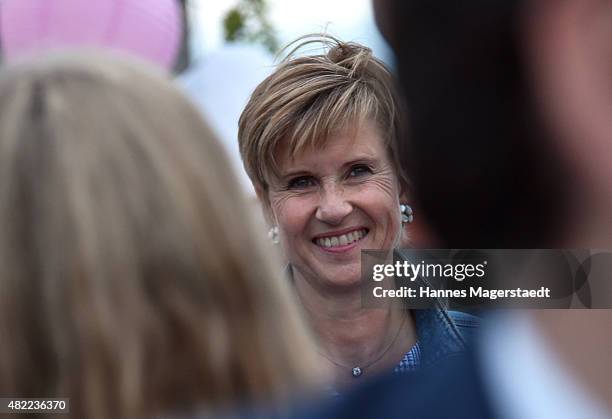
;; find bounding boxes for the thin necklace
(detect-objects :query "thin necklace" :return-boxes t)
[318,314,407,378]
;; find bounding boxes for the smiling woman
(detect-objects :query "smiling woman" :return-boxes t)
[238,34,477,390]
[270,119,401,291]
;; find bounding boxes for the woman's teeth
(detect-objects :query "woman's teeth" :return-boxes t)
[315,229,367,248]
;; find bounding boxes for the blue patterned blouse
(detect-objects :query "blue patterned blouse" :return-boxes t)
[393,342,422,374]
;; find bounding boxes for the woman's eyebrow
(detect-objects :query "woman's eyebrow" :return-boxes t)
[279,169,312,178]
[280,156,380,176]
[341,157,378,168]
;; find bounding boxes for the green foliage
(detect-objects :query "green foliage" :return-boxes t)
[222,0,280,54]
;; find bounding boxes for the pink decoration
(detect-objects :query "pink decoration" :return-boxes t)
[0,0,182,70]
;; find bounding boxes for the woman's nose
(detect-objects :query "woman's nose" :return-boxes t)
[315,185,352,225]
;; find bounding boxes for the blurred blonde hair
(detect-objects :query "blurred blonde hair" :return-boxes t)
[0,52,321,419]
[238,34,408,204]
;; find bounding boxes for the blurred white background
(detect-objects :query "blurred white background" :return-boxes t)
[188,0,391,61]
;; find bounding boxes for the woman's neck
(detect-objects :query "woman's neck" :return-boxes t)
[292,268,417,388]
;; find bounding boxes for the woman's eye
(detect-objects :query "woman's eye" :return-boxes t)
[288,176,316,189]
[348,165,372,178]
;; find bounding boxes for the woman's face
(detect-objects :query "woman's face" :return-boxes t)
[267,120,403,290]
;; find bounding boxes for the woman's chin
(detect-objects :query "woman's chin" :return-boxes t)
[310,263,362,290]
[322,275,363,290]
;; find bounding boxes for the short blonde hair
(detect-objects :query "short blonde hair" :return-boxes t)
[0,52,320,419]
[238,34,407,199]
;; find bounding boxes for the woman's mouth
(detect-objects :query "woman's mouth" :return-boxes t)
[313,228,369,249]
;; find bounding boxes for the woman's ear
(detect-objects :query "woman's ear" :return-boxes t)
[397,170,412,201]
[255,184,276,226]
[398,178,412,213]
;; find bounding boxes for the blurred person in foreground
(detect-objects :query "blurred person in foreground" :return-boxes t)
[270,0,612,417]
[238,34,478,392]
[0,52,322,419]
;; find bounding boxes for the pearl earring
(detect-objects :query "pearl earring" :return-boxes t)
[268,226,280,244]
[400,204,414,224]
